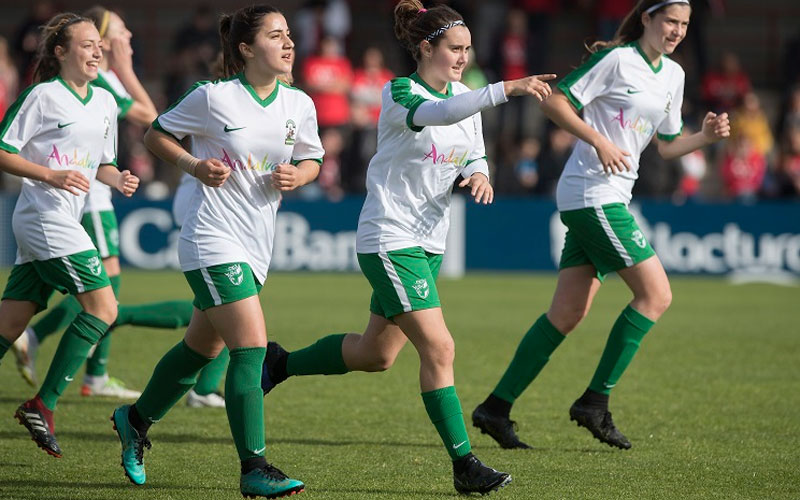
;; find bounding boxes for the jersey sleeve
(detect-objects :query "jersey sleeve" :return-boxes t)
[412,82,507,128]
[461,112,489,180]
[291,98,325,164]
[0,85,42,154]
[92,74,134,119]
[557,48,619,111]
[383,78,428,132]
[656,71,685,142]
[152,81,210,141]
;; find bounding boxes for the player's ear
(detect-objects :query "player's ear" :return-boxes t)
[239,42,254,60]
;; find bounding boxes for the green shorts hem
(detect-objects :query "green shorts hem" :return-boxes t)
[184,262,262,311]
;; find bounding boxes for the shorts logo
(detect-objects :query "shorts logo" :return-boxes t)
[87,256,102,276]
[631,230,647,249]
[284,119,296,145]
[412,279,429,299]
[225,264,244,286]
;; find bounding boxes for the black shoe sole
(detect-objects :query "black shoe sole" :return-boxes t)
[14,408,62,458]
[455,474,512,496]
[242,485,304,499]
[569,412,631,450]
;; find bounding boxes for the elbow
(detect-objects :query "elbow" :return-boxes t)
[143,127,157,152]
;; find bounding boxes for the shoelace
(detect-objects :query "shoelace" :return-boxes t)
[601,411,616,431]
[262,463,288,481]
[134,436,152,465]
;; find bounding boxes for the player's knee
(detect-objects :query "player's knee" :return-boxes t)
[549,308,586,335]
[426,336,455,368]
[89,302,118,326]
[0,315,29,338]
[365,351,397,372]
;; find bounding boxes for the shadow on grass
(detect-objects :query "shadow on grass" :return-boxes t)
[313,486,457,497]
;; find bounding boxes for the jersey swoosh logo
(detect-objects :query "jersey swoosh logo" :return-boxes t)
[452,440,468,449]
[224,125,246,132]
[58,122,76,128]
[626,89,643,94]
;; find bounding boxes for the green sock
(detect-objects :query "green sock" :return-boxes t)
[116,300,194,329]
[0,336,11,362]
[194,347,230,395]
[286,333,348,376]
[225,347,267,460]
[38,312,108,410]
[85,276,120,377]
[136,341,212,423]
[492,314,566,404]
[421,386,472,460]
[31,295,83,343]
[588,305,655,395]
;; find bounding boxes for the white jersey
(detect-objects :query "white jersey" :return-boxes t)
[356,74,490,254]
[556,42,684,211]
[154,74,324,283]
[0,77,117,263]
[84,69,135,213]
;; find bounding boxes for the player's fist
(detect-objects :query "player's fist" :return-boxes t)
[271,163,303,191]
[702,112,731,143]
[196,158,230,187]
[116,169,139,197]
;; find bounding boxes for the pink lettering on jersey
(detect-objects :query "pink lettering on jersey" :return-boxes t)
[422,143,469,167]
[610,108,655,136]
[47,145,98,169]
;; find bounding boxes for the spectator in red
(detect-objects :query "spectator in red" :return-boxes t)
[302,36,353,132]
[776,126,800,196]
[701,51,751,112]
[351,47,394,126]
[0,36,19,119]
[720,135,766,202]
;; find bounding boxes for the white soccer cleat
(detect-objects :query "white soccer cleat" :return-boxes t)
[186,389,226,408]
[81,374,142,399]
[11,327,38,387]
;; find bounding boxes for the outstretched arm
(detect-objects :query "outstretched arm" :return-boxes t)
[657,112,730,160]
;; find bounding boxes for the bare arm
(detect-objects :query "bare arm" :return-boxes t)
[657,112,730,160]
[0,149,90,195]
[96,164,139,196]
[271,159,320,191]
[144,127,230,187]
[109,38,158,125]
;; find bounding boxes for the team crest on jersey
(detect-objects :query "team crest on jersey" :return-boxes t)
[225,264,244,286]
[103,117,111,139]
[87,256,103,276]
[412,279,430,299]
[631,230,647,249]
[664,92,673,114]
[284,120,296,145]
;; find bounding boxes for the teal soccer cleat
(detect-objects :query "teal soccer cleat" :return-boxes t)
[241,463,305,499]
[111,405,151,485]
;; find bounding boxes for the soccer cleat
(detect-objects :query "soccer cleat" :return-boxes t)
[186,389,226,408]
[261,342,289,395]
[240,463,305,499]
[453,453,512,495]
[472,404,532,450]
[569,400,632,450]
[82,375,142,399]
[11,327,38,387]
[15,397,61,458]
[111,405,151,485]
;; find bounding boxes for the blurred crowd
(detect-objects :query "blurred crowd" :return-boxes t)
[1,0,799,203]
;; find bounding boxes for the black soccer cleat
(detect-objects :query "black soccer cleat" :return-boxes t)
[15,399,62,458]
[261,341,289,395]
[569,400,631,449]
[453,453,512,495]
[472,404,531,450]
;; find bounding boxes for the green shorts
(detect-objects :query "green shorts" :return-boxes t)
[559,203,656,280]
[357,247,443,319]
[184,262,262,311]
[82,210,120,259]
[1,249,111,312]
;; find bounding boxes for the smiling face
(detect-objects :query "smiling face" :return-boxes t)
[240,13,294,77]
[642,4,691,55]
[422,24,471,83]
[56,21,102,83]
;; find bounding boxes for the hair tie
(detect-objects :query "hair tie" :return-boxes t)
[419,8,427,13]
[98,9,110,38]
[424,20,464,42]
[645,0,690,15]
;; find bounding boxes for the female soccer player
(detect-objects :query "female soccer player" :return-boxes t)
[110,5,322,498]
[0,12,139,458]
[472,0,730,450]
[259,0,554,495]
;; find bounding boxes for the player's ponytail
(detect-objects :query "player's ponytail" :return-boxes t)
[394,0,464,62]
[33,13,92,83]
[588,0,690,53]
[219,4,281,78]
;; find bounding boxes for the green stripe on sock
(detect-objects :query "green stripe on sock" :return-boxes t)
[286,333,348,376]
[226,347,267,460]
[421,386,471,460]
[194,347,229,395]
[38,312,109,410]
[588,305,655,395]
[136,341,212,422]
[492,314,565,404]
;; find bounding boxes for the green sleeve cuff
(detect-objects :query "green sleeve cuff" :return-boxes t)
[557,82,584,111]
[291,158,323,166]
[466,155,487,166]
[0,141,19,154]
[117,98,134,120]
[405,99,425,133]
[657,121,684,142]
[151,118,181,142]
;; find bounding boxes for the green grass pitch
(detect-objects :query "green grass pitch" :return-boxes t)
[0,270,798,499]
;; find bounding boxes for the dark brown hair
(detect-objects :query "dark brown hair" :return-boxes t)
[219,4,281,78]
[394,0,464,61]
[33,13,93,82]
[588,0,691,53]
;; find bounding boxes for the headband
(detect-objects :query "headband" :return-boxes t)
[645,0,690,15]
[424,20,464,42]
[98,9,110,38]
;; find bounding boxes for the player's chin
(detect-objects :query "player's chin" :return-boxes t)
[448,68,464,81]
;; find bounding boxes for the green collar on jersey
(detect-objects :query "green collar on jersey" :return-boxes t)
[56,75,94,105]
[409,72,453,99]
[236,73,280,107]
[631,41,663,74]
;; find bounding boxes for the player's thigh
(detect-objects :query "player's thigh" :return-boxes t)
[548,264,602,334]
[183,306,226,357]
[392,307,454,362]
[617,254,671,318]
[0,299,38,338]
[203,295,267,349]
